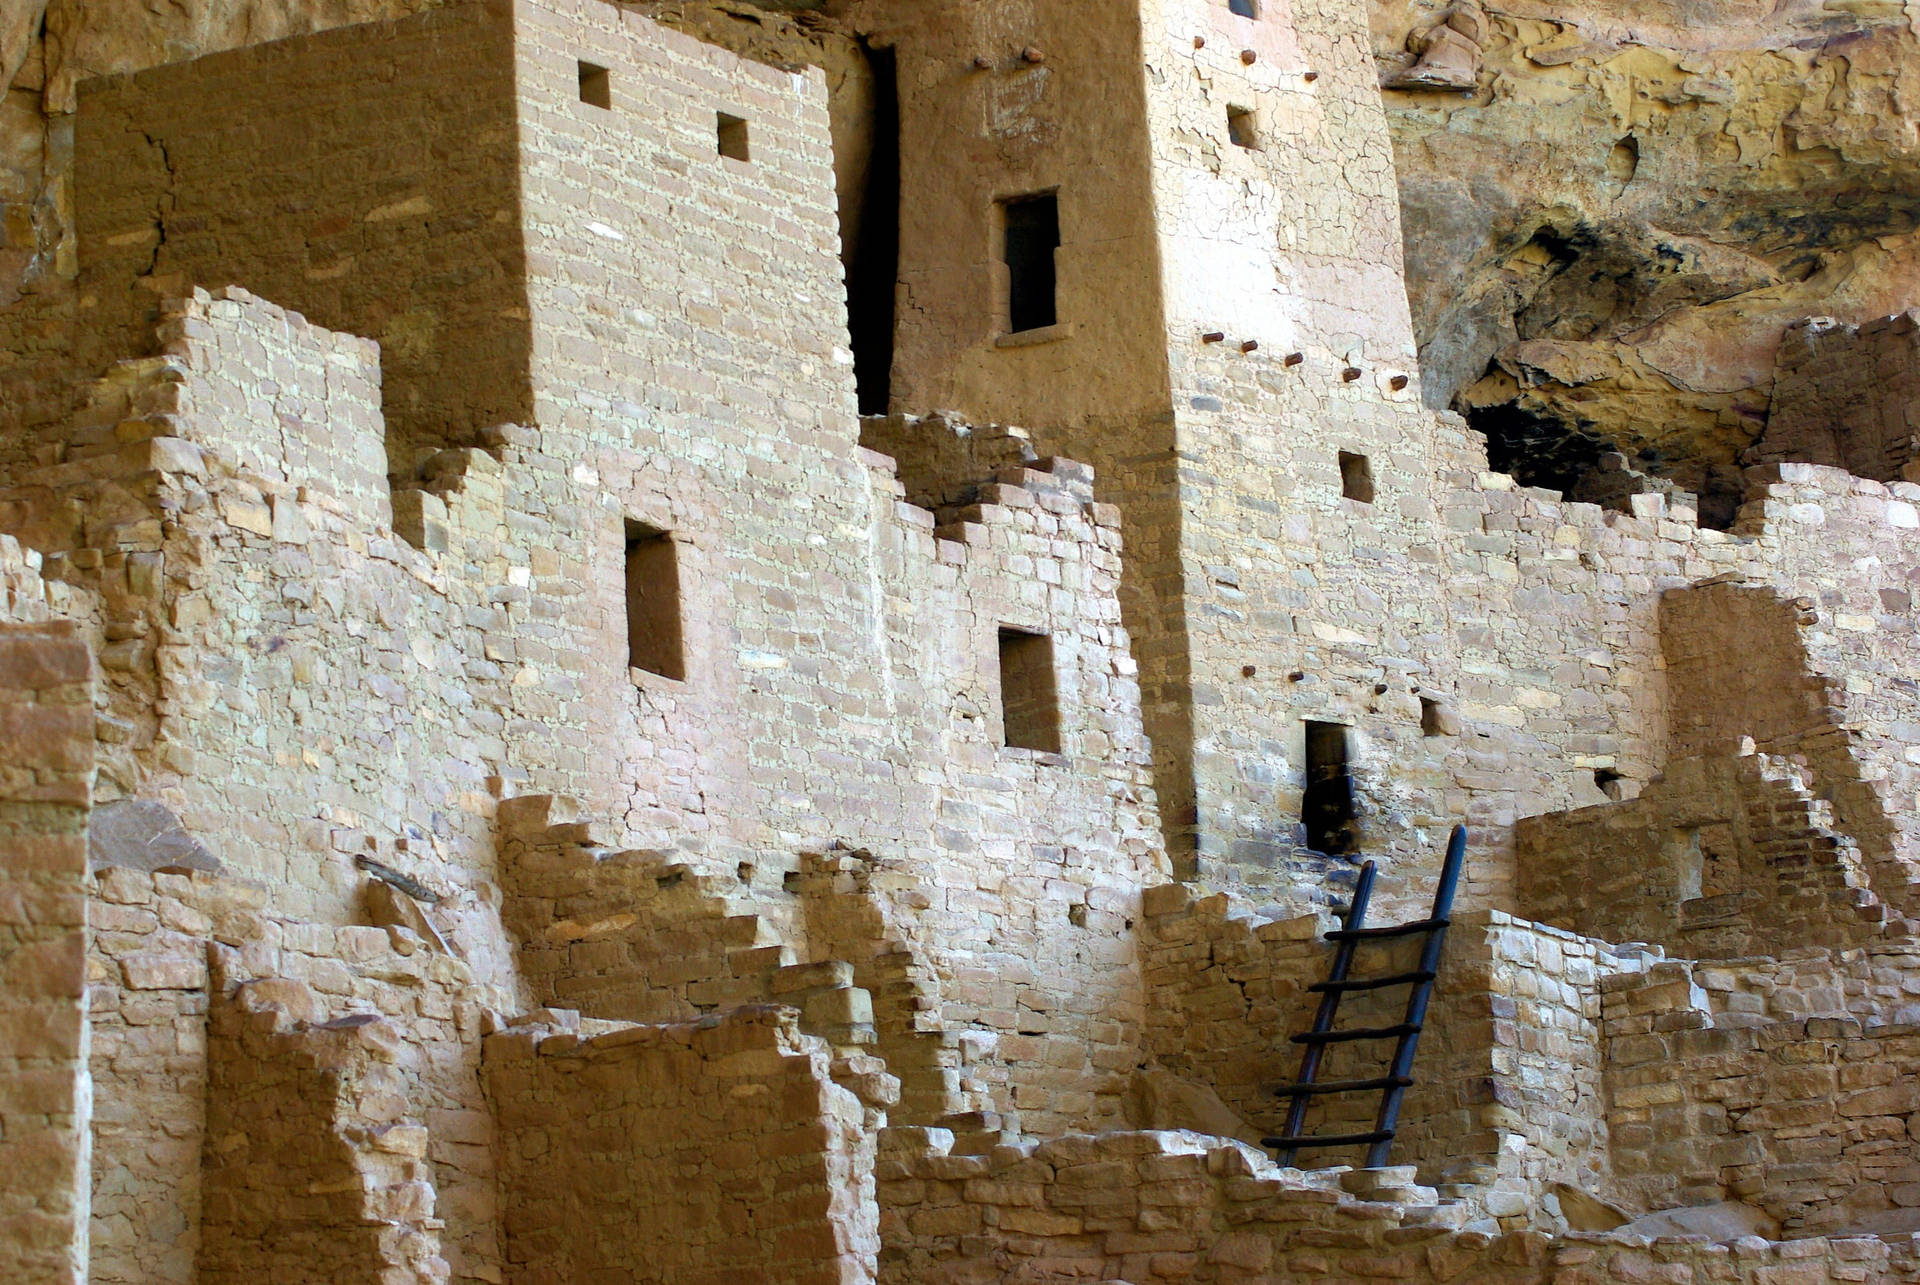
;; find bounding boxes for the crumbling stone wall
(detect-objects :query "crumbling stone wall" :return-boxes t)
[87,866,509,1284]
[1756,311,1920,483]
[1605,960,1920,1237]
[0,620,93,1285]
[487,1006,885,1285]
[1517,754,1894,957]
[875,1127,1916,1283]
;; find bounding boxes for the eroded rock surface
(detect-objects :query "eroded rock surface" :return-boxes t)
[1370,0,1920,515]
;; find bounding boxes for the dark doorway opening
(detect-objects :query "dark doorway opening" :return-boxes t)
[1001,193,1060,334]
[1302,721,1358,855]
[848,42,900,416]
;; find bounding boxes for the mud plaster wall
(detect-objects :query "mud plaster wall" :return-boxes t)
[72,0,527,473]
[0,618,93,1285]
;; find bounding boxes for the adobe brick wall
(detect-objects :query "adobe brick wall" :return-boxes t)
[0,621,93,1285]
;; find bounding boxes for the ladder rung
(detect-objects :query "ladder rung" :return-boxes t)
[1290,1022,1419,1045]
[1325,916,1449,942]
[1308,970,1435,993]
[1273,1075,1412,1098]
[1262,1130,1394,1150]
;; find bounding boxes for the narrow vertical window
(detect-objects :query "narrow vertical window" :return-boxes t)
[998,628,1061,753]
[1339,451,1374,503]
[1302,721,1357,855]
[1000,193,1060,334]
[1227,106,1259,149]
[625,521,684,681]
[717,112,750,161]
[578,61,611,109]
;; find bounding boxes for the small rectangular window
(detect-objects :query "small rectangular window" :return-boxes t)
[578,61,611,110]
[1000,193,1060,334]
[1302,721,1356,855]
[1229,0,1259,16]
[1227,106,1259,149]
[625,521,684,681]
[717,112,751,161]
[998,628,1061,753]
[1339,451,1374,503]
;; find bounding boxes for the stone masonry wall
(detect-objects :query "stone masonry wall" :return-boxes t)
[1604,960,1920,1237]
[487,1006,887,1285]
[1517,753,1896,957]
[875,1127,1915,1284]
[87,866,510,1285]
[198,984,447,1285]
[1757,310,1920,482]
[0,620,93,1285]
[1137,883,1655,1214]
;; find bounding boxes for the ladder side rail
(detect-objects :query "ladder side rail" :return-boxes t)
[1365,825,1469,1167]
[1275,860,1376,1166]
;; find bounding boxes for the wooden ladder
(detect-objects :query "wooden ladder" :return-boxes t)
[1263,824,1468,1169]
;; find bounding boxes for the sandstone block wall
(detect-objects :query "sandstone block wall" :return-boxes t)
[0,620,93,1285]
[1518,753,1894,957]
[1604,961,1920,1238]
[199,985,448,1285]
[1758,311,1920,482]
[875,1127,1917,1284]
[487,1006,884,1285]
[87,866,510,1284]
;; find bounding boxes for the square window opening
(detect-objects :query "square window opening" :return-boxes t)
[1229,0,1259,16]
[1302,720,1357,855]
[578,61,611,109]
[625,520,685,681]
[1339,451,1374,503]
[1227,105,1259,149]
[998,628,1061,753]
[1000,193,1060,334]
[717,112,751,161]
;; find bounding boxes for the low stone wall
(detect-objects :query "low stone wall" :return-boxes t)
[0,621,94,1285]
[486,1006,887,1285]
[874,1128,1914,1283]
[1605,960,1920,1234]
[1139,885,1654,1213]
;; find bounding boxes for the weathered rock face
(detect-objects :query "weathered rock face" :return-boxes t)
[1370,0,1920,519]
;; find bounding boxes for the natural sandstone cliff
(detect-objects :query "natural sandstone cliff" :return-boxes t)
[1371,0,1920,518]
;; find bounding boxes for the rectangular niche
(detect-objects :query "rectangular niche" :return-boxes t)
[625,520,684,681]
[578,61,611,109]
[997,627,1061,753]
